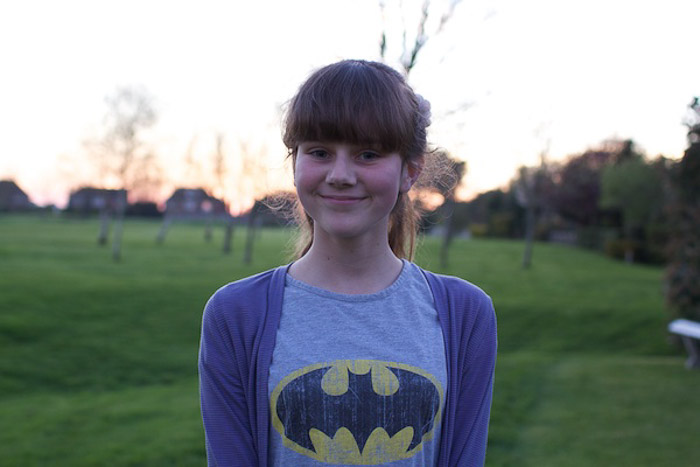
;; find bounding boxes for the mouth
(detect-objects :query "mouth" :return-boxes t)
[319,194,367,204]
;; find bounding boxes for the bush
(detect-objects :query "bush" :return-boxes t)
[577,226,617,251]
[604,238,642,262]
[489,212,516,237]
[469,223,488,238]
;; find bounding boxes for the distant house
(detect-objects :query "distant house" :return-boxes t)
[67,187,127,214]
[0,180,34,211]
[165,188,228,218]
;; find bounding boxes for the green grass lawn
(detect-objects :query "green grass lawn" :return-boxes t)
[1,214,698,466]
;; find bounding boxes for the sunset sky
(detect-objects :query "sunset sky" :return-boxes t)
[1,0,698,211]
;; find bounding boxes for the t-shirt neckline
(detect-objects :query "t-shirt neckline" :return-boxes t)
[284,259,409,302]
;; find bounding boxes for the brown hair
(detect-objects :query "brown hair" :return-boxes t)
[283,59,431,259]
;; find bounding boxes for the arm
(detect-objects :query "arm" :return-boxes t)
[451,300,497,466]
[199,293,258,466]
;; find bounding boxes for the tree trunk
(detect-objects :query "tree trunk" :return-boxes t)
[98,209,110,246]
[243,211,258,265]
[222,220,234,254]
[623,229,635,264]
[624,244,635,264]
[440,198,455,268]
[156,216,171,244]
[111,192,126,262]
[439,226,454,269]
[112,214,124,262]
[204,216,213,243]
[522,204,535,269]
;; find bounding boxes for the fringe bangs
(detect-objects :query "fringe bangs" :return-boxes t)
[284,62,415,156]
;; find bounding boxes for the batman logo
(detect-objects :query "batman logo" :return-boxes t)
[270,359,443,464]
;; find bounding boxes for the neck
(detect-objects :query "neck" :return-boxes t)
[289,235,404,294]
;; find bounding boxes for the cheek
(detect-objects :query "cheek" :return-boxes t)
[293,164,322,209]
[294,164,315,191]
[372,169,405,194]
[293,159,310,188]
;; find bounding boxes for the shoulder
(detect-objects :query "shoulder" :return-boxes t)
[419,266,496,338]
[203,265,289,329]
[420,268,493,312]
[208,266,281,303]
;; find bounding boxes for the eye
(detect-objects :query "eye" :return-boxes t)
[358,151,381,162]
[309,149,330,160]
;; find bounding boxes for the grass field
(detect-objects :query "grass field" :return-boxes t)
[1,214,699,466]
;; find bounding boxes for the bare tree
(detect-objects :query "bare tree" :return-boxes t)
[156,132,233,248]
[97,207,110,246]
[514,138,554,269]
[428,150,466,267]
[239,141,269,264]
[157,134,199,245]
[379,0,472,266]
[184,134,203,185]
[87,85,159,261]
[204,132,227,243]
[514,165,537,269]
[222,216,235,254]
[378,0,464,77]
[203,132,239,254]
[211,137,268,259]
[111,190,127,262]
[100,86,160,197]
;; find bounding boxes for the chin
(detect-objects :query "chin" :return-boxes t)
[316,223,388,242]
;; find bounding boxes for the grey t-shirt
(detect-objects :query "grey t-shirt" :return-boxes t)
[268,260,447,466]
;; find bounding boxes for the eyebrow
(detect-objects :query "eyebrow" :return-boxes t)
[299,141,388,152]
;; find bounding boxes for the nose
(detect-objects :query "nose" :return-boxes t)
[326,155,356,186]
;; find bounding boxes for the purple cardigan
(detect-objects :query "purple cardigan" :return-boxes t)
[199,264,497,466]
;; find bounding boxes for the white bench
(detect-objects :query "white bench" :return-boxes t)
[668,319,700,369]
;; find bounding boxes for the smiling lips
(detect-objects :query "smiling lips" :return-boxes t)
[319,194,367,205]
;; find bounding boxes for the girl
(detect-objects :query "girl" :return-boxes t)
[199,60,497,466]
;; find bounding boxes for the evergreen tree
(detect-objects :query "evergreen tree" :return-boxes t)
[665,98,700,320]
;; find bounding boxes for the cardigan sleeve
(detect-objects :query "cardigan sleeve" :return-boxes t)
[425,271,497,467]
[199,288,259,466]
[451,293,497,466]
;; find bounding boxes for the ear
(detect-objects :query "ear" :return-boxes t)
[400,158,424,193]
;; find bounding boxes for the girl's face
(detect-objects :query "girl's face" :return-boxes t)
[294,141,417,243]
